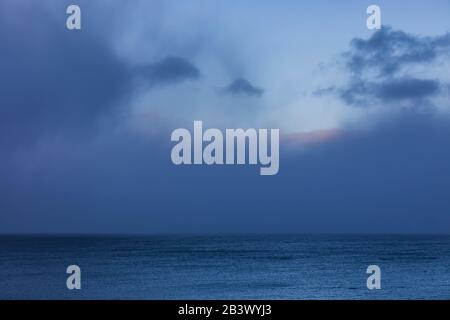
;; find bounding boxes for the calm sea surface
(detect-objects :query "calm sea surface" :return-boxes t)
[0,235,449,299]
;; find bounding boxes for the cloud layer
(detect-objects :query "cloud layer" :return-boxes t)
[1,2,450,233]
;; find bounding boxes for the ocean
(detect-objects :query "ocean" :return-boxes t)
[0,235,449,299]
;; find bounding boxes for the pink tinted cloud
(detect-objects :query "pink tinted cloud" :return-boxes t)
[283,128,344,147]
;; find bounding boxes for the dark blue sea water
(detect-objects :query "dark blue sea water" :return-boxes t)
[0,235,449,299]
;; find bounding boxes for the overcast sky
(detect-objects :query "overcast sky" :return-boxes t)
[1,0,450,233]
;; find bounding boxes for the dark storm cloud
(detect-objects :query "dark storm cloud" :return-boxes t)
[223,78,264,97]
[317,27,450,107]
[0,3,130,150]
[0,3,200,151]
[134,56,200,86]
[346,27,450,77]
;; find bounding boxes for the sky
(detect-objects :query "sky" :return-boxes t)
[0,0,450,233]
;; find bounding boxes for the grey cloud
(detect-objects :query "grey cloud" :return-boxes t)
[377,78,440,101]
[134,56,200,86]
[318,27,449,108]
[347,26,450,77]
[339,78,441,106]
[223,78,264,97]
